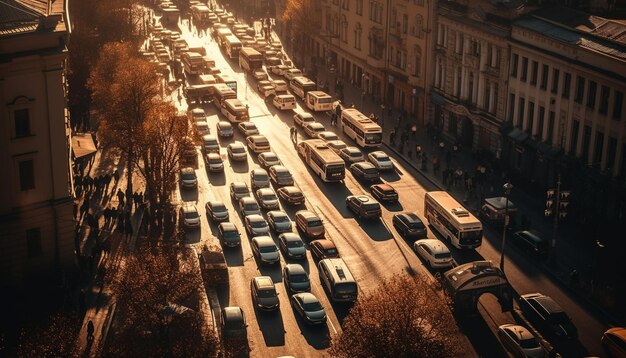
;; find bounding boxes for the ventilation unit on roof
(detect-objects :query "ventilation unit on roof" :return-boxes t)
[358,119,371,123]
[335,266,346,279]
[451,207,470,217]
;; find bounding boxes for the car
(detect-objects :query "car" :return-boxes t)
[202,134,220,153]
[290,292,326,325]
[368,151,394,171]
[180,167,198,188]
[205,152,224,172]
[283,68,303,81]
[519,293,578,340]
[250,168,270,189]
[266,211,292,233]
[190,107,206,122]
[310,239,339,260]
[295,210,325,238]
[251,236,280,265]
[238,122,259,136]
[392,213,428,240]
[271,79,288,92]
[221,307,247,339]
[195,121,210,136]
[245,214,270,236]
[239,197,261,216]
[257,79,273,92]
[327,140,348,154]
[217,222,241,247]
[269,165,294,186]
[339,146,365,164]
[227,141,248,161]
[497,324,547,358]
[413,239,453,268]
[602,327,626,357]
[277,186,305,206]
[283,264,311,293]
[350,161,380,181]
[252,69,268,81]
[270,64,290,76]
[179,204,200,229]
[217,121,234,138]
[230,181,250,201]
[251,276,280,311]
[303,122,325,138]
[255,187,280,210]
[205,200,229,222]
[258,152,282,169]
[512,230,549,260]
[293,112,315,127]
[370,183,398,203]
[317,131,339,141]
[278,233,306,259]
[246,134,271,153]
[346,194,382,219]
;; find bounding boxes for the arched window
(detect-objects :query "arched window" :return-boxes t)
[413,45,422,77]
[354,23,362,49]
[414,15,423,38]
[341,15,348,42]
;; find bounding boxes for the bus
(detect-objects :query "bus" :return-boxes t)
[297,139,345,182]
[191,5,212,27]
[181,52,206,75]
[424,191,483,249]
[212,83,237,108]
[340,108,383,148]
[224,35,242,59]
[305,91,333,112]
[215,73,237,94]
[216,28,232,47]
[221,98,249,123]
[290,76,316,100]
[239,47,263,72]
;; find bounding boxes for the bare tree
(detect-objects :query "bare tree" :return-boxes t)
[281,0,320,63]
[330,274,467,358]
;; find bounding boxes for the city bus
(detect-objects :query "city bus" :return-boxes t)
[223,35,242,59]
[296,139,345,182]
[239,47,263,72]
[216,28,233,47]
[424,191,483,249]
[212,83,237,108]
[305,91,333,112]
[290,76,316,100]
[221,98,249,123]
[181,51,206,75]
[340,108,383,148]
[215,73,237,94]
[191,5,212,27]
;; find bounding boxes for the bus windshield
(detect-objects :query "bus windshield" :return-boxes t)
[460,230,482,243]
[365,132,382,144]
[325,163,345,179]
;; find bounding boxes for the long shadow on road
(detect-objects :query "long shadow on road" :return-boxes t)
[253,306,286,347]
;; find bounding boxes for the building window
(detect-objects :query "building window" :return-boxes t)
[455,67,462,98]
[581,125,591,160]
[587,80,597,109]
[342,0,349,10]
[594,131,604,166]
[14,108,31,138]
[26,228,42,258]
[455,33,463,53]
[551,69,559,94]
[570,120,579,154]
[538,106,545,139]
[530,61,538,85]
[613,91,623,120]
[369,1,383,23]
[341,17,348,42]
[607,137,617,171]
[518,97,525,127]
[413,51,421,77]
[562,72,571,99]
[354,24,362,49]
[413,15,423,38]
[527,101,535,134]
[402,14,408,34]
[520,57,528,82]
[599,86,609,115]
[575,76,585,103]
[468,72,474,103]
[18,159,35,191]
[547,111,555,145]
[356,0,363,15]
[508,93,515,121]
[511,54,518,77]
[540,64,548,90]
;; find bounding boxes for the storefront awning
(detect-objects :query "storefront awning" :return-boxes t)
[72,133,97,159]
[506,127,529,143]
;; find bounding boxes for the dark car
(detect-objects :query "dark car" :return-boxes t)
[278,233,306,259]
[310,239,339,260]
[217,222,241,247]
[269,165,294,186]
[277,186,305,205]
[370,183,398,203]
[350,161,380,181]
[392,213,427,240]
[251,276,280,311]
[512,230,549,259]
[346,195,381,219]
[258,152,282,169]
[290,292,326,325]
[205,200,229,222]
[283,263,311,293]
[221,306,247,339]
[519,293,578,341]
[217,121,234,138]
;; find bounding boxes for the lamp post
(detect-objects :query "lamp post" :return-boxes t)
[499,181,513,274]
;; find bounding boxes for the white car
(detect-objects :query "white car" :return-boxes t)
[327,140,347,154]
[270,64,290,76]
[238,122,259,136]
[267,210,292,233]
[497,324,547,358]
[205,152,224,172]
[283,68,303,81]
[190,107,206,122]
[195,121,210,136]
[339,146,365,164]
[179,204,200,228]
[413,239,453,269]
[227,142,247,161]
[230,181,250,200]
[239,197,261,216]
[252,69,268,81]
[250,168,270,189]
[368,151,394,171]
[317,131,338,141]
[245,214,270,236]
[258,152,282,169]
[255,188,280,210]
[303,122,325,138]
[271,79,288,92]
[293,112,315,127]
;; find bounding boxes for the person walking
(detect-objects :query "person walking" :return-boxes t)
[113,169,119,185]
[87,320,95,342]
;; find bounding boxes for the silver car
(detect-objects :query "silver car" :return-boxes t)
[255,188,280,210]
[245,214,270,236]
[239,197,261,216]
[251,236,280,265]
[230,181,250,200]
[227,142,247,161]
[267,211,292,233]
[250,168,270,189]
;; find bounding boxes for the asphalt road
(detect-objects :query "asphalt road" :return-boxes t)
[167,15,609,358]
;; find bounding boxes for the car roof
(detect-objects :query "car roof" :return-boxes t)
[416,239,450,254]
[271,165,289,172]
[372,183,394,191]
[281,232,301,241]
[181,205,198,213]
[309,122,324,129]
[260,152,277,158]
[297,210,318,220]
[285,263,306,275]
[181,167,194,174]
[354,161,375,169]
[399,212,422,223]
[269,210,288,217]
[606,327,626,341]
[254,276,274,288]
[501,324,535,341]
[247,214,265,221]
[222,306,244,320]
[297,112,314,118]
[295,292,318,304]
[249,134,267,141]
[532,295,564,313]
[241,122,257,128]
[207,152,221,159]
[517,230,545,243]
[257,187,274,194]
[253,236,274,246]
[351,195,374,203]
[229,141,245,148]
[191,108,205,114]
[252,168,268,175]
[218,121,231,127]
[240,196,256,203]
[312,239,335,249]
[319,131,336,137]
[232,181,247,188]
[219,222,237,231]
[280,186,301,193]
[202,134,217,141]
[370,151,388,158]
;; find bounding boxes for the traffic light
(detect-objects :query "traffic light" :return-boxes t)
[545,189,571,219]
[545,190,555,217]
[559,191,571,219]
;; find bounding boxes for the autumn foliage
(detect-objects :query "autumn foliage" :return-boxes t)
[330,274,467,358]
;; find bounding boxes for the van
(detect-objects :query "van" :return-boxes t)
[272,94,296,111]
[305,91,333,112]
[295,210,324,238]
[318,258,358,302]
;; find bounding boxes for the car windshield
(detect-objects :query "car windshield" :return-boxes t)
[364,167,378,174]
[264,154,278,162]
[308,219,322,227]
[549,311,570,323]
[209,157,222,164]
[335,282,357,294]
[519,337,540,349]
[259,245,277,253]
[273,215,289,223]
[223,231,239,240]
[255,173,268,180]
[232,146,245,153]
[302,301,322,311]
[213,204,227,212]
[224,317,244,329]
[257,289,276,298]
[244,203,258,210]
[349,152,362,158]
[289,191,303,198]
[181,173,196,180]
[184,211,199,219]
[262,194,276,201]
[325,248,338,255]
[434,253,451,259]
[277,171,291,177]
[409,221,425,229]
[287,240,303,248]
[363,203,380,210]
[251,220,267,228]
[235,186,248,193]
[290,273,308,283]
[376,156,391,162]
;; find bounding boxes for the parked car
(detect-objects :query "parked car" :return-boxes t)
[227,141,248,161]
[195,121,210,137]
[602,327,626,358]
[269,165,294,186]
[190,107,206,122]
[519,293,578,340]
[392,213,427,240]
[370,183,398,203]
[251,276,280,311]
[310,239,339,260]
[258,152,282,169]
[180,167,198,188]
[290,292,326,325]
[350,162,380,181]
[255,187,280,210]
[368,151,394,171]
[512,230,549,260]
[339,146,365,164]
[294,112,315,127]
[413,239,453,269]
[238,122,259,136]
[245,214,270,236]
[295,210,325,238]
[230,181,250,201]
[251,236,280,265]
[221,307,247,339]
[268,211,292,233]
[205,200,229,222]
[346,195,382,219]
[271,79,288,92]
[250,168,270,189]
[277,186,305,206]
[217,121,234,138]
[278,233,306,259]
[239,197,261,216]
[283,263,310,292]
[205,152,224,172]
[179,204,200,229]
[218,222,241,247]
[497,324,547,358]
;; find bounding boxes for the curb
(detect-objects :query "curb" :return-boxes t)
[382,141,442,192]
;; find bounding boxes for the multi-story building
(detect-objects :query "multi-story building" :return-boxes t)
[431,0,530,156]
[0,0,75,288]
[503,6,626,228]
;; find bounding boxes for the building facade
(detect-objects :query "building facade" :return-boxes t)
[503,6,626,229]
[0,0,75,288]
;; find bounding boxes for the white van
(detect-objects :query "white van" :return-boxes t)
[305,91,333,112]
[273,94,296,111]
[318,258,358,302]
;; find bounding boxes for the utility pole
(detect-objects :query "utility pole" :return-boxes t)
[500,182,513,274]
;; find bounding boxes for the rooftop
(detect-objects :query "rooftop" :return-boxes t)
[0,0,67,37]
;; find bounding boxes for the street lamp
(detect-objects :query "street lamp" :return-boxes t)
[499,181,513,274]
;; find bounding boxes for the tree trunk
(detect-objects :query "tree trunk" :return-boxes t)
[126,147,134,209]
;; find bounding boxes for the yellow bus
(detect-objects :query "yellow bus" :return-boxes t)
[424,191,483,249]
[296,139,345,182]
[340,108,382,148]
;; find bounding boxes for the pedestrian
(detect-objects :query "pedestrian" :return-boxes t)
[104,173,111,191]
[411,124,417,138]
[116,189,124,206]
[331,113,337,126]
[73,202,78,219]
[335,103,342,118]
[113,169,119,184]
[415,145,422,158]
[87,320,95,342]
